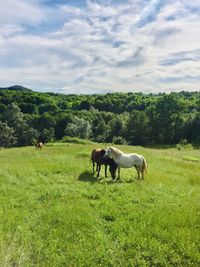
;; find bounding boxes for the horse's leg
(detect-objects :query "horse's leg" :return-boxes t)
[135,166,140,179]
[137,169,140,179]
[139,164,144,179]
[141,163,145,179]
[117,167,120,180]
[93,161,95,174]
[97,164,101,178]
[141,170,144,179]
[105,164,108,178]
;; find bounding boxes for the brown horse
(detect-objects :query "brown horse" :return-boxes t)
[91,149,117,179]
[35,141,44,150]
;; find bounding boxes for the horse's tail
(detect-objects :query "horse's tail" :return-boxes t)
[90,149,95,162]
[141,156,148,174]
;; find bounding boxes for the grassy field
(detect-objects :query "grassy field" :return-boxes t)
[0,143,199,266]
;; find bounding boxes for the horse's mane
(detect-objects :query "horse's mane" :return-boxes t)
[110,146,123,156]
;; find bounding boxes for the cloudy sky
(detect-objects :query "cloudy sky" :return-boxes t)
[0,0,200,94]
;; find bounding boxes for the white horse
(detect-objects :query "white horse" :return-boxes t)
[104,146,147,180]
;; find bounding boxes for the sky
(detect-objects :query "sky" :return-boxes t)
[0,0,200,94]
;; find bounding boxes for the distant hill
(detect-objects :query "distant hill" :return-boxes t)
[0,85,32,92]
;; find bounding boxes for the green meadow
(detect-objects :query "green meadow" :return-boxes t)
[0,144,199,266]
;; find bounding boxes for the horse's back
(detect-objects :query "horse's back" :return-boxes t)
[91,148,102,158]
[36,141,43,149]
[39,142,43,147]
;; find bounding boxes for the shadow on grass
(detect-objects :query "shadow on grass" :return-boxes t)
[78,171,143,185]
[78,170,97,183]
[106,178,143,184]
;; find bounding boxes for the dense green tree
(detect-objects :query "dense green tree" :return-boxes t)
[0,103,6,114]
[65,116,92,139]
[40,128,55,143]
[126,110,149,145]
[0,89,199,146]
[76,100,91,110]
[22,127,39,146]
[3,103,39,146]
[186,112,200,145]
[54,113,73,139]
[147,94,187,144]
[92,119,109,143]
[20,103,38,114]
[32,113,56,132]
[108,116,125,142]
[3,103,24,128]
[0,122,16,147]
[38,103,58,114]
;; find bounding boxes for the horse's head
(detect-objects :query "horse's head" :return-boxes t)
[104,146,112,158]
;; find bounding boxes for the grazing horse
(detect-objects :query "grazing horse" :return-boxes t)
[91,149,117,179]
[104,146,147,180]
[35,141,44,150]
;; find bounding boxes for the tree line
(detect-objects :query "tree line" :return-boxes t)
[0,88,199,147]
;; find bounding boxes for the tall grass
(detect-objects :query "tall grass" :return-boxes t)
[0,144,199,266]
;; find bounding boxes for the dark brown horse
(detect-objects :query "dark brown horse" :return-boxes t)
[35,141,44,150]
[91,149,117,179]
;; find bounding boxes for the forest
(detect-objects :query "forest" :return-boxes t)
[0,86,199,147]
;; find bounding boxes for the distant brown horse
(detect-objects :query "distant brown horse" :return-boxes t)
[35,141,44,150]
[91,149,117,179]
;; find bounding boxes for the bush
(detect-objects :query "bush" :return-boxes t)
[112,136,127,145]
[179,139,188,146]
[61,136,93,145]
[194,136,200,146]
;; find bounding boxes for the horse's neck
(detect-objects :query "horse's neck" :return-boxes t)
[111,147,122,161]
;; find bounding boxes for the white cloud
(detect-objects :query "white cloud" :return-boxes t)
[0,24,24,37]
[0,0,45,26]
[0,0,200,93]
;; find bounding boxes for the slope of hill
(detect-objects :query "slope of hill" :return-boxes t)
[0,85,32,92]
[0,143,199,266]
